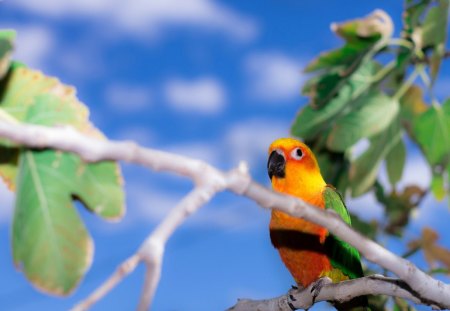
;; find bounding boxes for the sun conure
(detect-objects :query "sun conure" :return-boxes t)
[267,138,367,310]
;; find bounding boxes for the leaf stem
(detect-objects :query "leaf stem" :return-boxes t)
[392,66,421,101]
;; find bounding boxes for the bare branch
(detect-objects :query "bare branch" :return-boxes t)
[71,254,141,311]
[0,121,449,309]
[228,275,421,311]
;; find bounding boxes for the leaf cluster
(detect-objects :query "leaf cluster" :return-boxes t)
[291,2,450,308]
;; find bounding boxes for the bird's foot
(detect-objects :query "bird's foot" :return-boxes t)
[287,286,301,311]
[310,277,332,304]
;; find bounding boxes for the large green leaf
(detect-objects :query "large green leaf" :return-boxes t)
[13,150,93,295]
[0,30,15,79]
[292,61,379,139]
[349,121,402,197]
[327,91,399,152]
[0,65,125,295]
[385,137,407,186]
[413,101,450,166]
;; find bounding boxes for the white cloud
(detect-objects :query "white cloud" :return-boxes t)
[10,25,54,71]
[225,119,289,169]
[164,77,226,114]
[164,141,220,166]
[113,126,155,146]
[245,52,304,102]
[105,84,152,112]
[0,182,14,225]
[12,0,258,41]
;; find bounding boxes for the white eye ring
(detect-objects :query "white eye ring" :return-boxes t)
[291,148,304,160]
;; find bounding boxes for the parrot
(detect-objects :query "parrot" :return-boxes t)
[267,137,367,310]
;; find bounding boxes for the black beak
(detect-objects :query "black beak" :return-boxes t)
[267,150,285,180]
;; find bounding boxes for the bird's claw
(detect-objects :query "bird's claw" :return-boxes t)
[287,285,302,311]
[310,277,332,304]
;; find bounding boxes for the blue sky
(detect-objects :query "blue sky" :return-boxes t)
[0,0,449,310]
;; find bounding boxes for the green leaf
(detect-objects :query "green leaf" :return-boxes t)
[349,121,402,197]
[0,65,125,295]
[412,101,450,166]
[420,0,449,49]
[305,10,392,73]
[292,61,379,139]
[385,137,406,186]
[420,0,449,81]
[13,150,93,295]
[0,30,15,79]
[403,0,432,36]
[431,172,446,201]
[327,92,399,152]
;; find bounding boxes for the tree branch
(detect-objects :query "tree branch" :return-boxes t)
[228,275,421,311]
[0,120,448,309]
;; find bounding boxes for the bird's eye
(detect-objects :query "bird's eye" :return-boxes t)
[291,148,304,160]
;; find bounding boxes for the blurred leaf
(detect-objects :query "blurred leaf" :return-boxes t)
[409,227,450,271]
[305,10,392,73]
[375,183,426,236]
[431,172,446,200]
[399,85,428,129]
[0,65,125,295]
[349,213,378,240]
[332,9,392,44]
[413,101,450,166]
[307,72,342,109]
[385,137,406,186]
[367,294,389,311]
[293,61,379,139]
[393,297,416,311]
[304,44,366,73]
[315,147,349,195]
[419,0,449,81]
[327,92,399,152]
[349,121,402,197]
[0,30,15,79]
[420,0,449,49]
[403,0,432,36]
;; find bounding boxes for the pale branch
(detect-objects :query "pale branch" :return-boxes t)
[228,275,421,311]
[71,254,141,311]
[0,120,449,309]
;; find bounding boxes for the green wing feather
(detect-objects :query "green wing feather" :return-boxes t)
[323,185,364,280]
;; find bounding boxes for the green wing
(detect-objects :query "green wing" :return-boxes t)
[323,185,364,280]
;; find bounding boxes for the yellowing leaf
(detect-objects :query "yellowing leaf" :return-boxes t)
[431,172,446,201]
[409,227,450,271]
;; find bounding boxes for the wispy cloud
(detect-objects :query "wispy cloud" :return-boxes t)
[164,77,226,114]
[12,0,258,41]
[245,52,304,102]
[105,84,152,113]
[0,182,14,225]
[225,118,288,169]
[10,25,54,71]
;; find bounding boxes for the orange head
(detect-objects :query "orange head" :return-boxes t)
[267,138,325,198]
